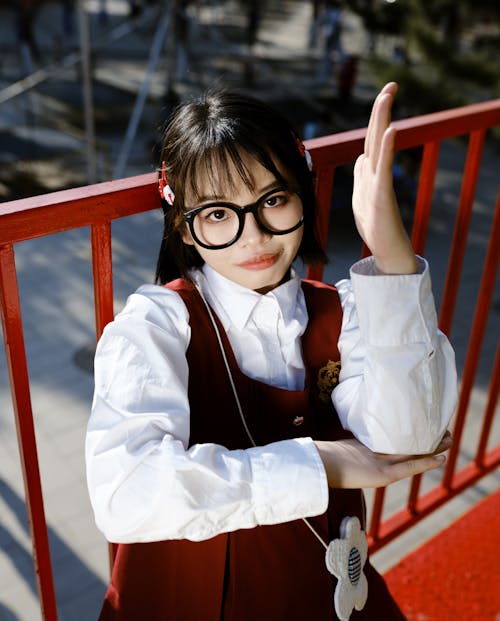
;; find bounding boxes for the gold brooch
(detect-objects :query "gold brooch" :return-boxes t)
[317,360,341,403]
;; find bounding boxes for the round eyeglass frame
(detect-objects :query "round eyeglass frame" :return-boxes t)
[182,189,304,250]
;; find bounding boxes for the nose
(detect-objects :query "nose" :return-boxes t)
[239,211,270,245]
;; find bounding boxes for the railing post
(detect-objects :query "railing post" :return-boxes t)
[411,140,441,255]
[443,186,500,487]
[368,487,386,544]
[0,99,499,612]
[475,339,500,466]
[438,129,486,335]
[90,222,117,571]
[91,221,115,338]
[0,244,58,621]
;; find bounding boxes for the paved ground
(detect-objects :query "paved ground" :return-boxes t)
[0,1,499,619]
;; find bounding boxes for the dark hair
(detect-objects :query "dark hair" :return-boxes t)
[155,90,327,284]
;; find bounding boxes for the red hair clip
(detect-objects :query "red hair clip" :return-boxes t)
[295,137,306,157]
[294,136,313,172]
[158,161,175,205]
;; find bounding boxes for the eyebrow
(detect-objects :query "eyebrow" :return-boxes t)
[194,181,284,206]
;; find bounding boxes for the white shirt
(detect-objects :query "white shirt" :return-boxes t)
[86,257,457,543]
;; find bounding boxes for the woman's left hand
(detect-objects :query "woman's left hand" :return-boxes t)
[352,82,417,275]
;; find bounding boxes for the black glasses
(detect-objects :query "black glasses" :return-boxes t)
[183,187,304,250]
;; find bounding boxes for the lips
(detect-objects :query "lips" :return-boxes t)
[238,252,281,270]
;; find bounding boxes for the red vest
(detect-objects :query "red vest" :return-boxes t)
[99,279,404,621]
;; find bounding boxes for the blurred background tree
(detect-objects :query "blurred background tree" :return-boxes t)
[348,0,500,116]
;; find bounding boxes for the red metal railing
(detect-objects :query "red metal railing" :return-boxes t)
[1,99,500,619]
[306,99,500,552]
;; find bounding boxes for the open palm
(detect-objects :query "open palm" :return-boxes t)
[352,82,417,275]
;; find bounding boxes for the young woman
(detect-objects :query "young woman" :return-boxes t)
[86,82,457,620]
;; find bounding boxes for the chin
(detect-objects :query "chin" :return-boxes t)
[244,270,286,294]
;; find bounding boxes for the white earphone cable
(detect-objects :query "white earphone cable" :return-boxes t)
[196,284,328,550]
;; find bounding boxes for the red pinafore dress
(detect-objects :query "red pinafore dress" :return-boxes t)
[99,278,405,621]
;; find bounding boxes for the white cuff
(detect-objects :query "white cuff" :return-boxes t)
[349,256,437,348]
[252,438,328,524]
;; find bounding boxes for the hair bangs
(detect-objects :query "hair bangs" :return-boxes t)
[155,89,327,284]
[181,141,287,207]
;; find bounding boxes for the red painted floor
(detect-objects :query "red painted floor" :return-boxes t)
[385,489,500,621]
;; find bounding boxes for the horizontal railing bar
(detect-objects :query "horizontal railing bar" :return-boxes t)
[307,98,500,169]
[0,97,498,613]
[368,444,500,551]
[1,100,499,246]
[0,173,158,245]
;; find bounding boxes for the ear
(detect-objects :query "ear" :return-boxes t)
[181,227,195,246]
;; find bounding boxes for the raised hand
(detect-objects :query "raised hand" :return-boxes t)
[315,431,452,489]
[352,82,417,275]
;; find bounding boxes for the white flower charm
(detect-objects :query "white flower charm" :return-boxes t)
[325,516,368,621]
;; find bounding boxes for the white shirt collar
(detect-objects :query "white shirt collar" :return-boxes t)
[190,264,303,332]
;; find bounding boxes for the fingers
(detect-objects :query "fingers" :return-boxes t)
[316,436,452,490]
[365,82,398,169]
[374,432,452,486]
[433,430,453,454]
[408,452,447,476]
[382,452,445,486]
[377,125,396,179]
[367,95,389,168]
[365,84,390,158]
[370,93,394,170]
[384,433,452,484]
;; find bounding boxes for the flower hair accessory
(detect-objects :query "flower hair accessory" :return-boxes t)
[158,161,175,205]
[325,516,368,621]
[295,136,313,172]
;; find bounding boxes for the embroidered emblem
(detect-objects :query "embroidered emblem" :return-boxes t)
[293,415,305,426]
[325,516,368,621]
[317,359,341,403]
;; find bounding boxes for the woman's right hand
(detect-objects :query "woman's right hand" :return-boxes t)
[351,81,417,275]
[314,432,452,489]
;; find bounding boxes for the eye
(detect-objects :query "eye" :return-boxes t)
[202,207,233,223]
[263,193,288,209]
